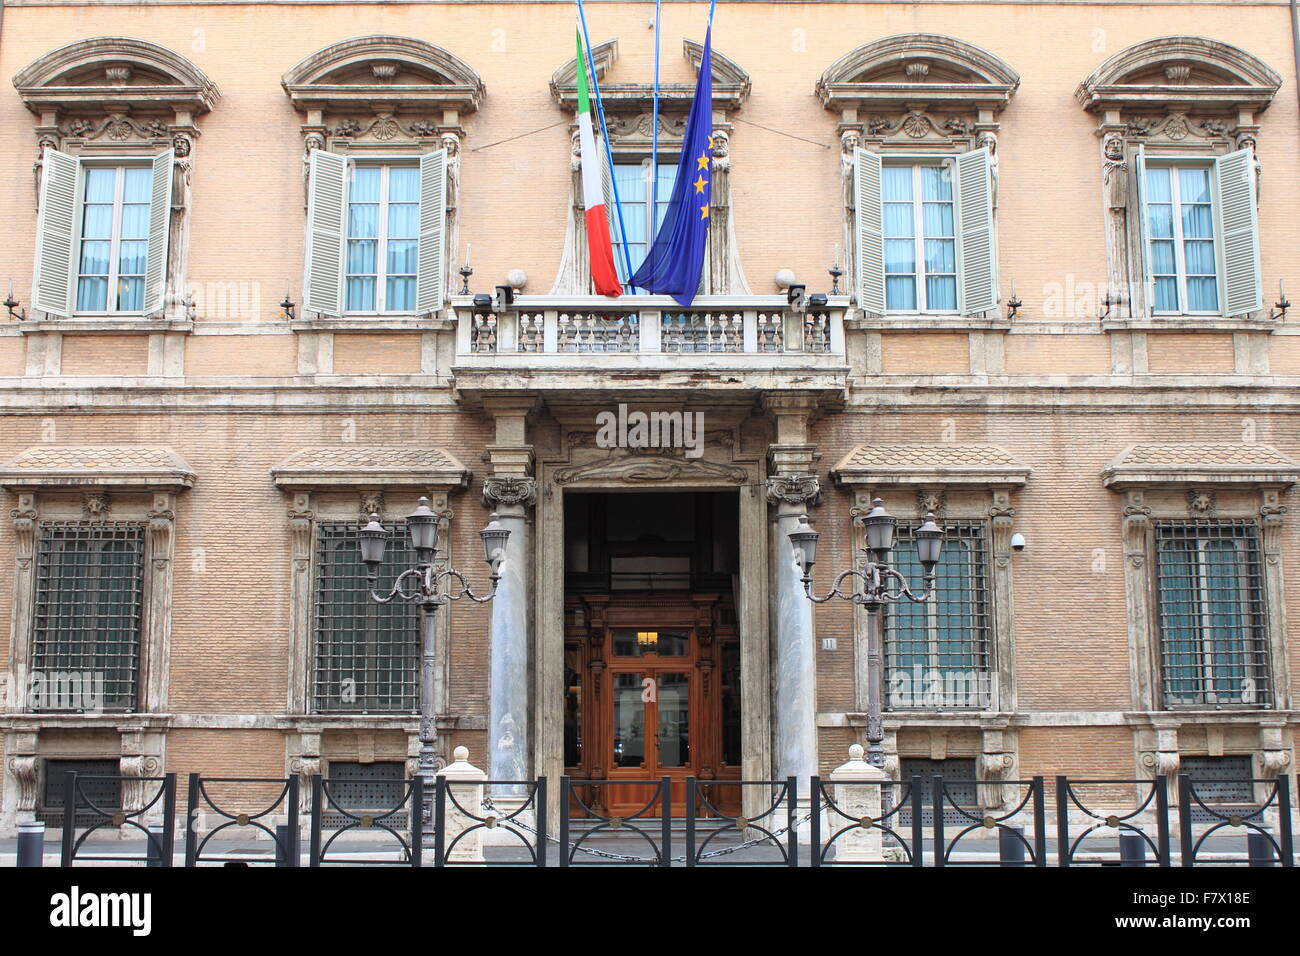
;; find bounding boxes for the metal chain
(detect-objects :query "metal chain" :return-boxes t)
[479,797,812,864]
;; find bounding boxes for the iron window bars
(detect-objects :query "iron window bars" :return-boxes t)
[1153,520,1271,709]
[32,522,145,712]
[885,522,991,710]
[314,521,419,713]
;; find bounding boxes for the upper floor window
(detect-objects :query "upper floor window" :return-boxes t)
[883,163,957,312]
[611,159,677,285]
[1144,163,1218,314]
[76,165,153,313]
[345,164,420,313]
[886,521,991,710]
[1154,520,1270,709]
[855,147,996,317]
[33,150,172,318]
[304,151,446,318]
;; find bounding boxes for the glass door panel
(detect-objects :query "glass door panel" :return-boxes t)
[655,672,691,768]
[612,672,647,768]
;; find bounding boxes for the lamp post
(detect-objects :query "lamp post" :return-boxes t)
[789,498,944,769]
[359,497,509,836]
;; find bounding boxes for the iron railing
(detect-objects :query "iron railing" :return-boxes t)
[59,771,176,867]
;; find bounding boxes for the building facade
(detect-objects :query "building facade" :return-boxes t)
[1,0,1298,830]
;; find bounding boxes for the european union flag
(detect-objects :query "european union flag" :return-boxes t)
[629,27,714,307]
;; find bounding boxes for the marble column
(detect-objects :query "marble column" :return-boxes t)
[768,474,821,782]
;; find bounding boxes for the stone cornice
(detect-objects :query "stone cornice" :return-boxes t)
[1102,442,1300,490]
[551,38,750,113]
[271,445,471,491]
[0,445,196,492]
[833,443,1031,488]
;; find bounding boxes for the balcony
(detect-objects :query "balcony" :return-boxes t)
[450,295,849,398]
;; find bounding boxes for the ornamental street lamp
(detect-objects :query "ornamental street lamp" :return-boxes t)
[790,499,944,769]
[360,498,509,835]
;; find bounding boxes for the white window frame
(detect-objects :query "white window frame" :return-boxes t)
[72,158,154,317]
[882,158,959,315]
[1143,158,1221,317]
[344,159,421,315]
[612,157,676,284]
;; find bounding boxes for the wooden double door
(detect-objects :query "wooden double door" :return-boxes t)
[565,595,741,816]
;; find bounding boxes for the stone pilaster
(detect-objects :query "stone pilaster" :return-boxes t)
[1120,490,1155,710]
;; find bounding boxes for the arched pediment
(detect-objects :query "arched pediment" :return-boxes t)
[13,36,219,114]
[1076,36,1281,112]
[817,34,1019,111]
[551,38,750,113]
[282,35,484,114]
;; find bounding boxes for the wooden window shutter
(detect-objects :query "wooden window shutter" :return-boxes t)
[1214,149,1263,317]
[32,147,80,317]
[416,149,448,315]
[954,147,997,316]
[303,149,347,316]
[854,147,885,314]
[143,149,174,316]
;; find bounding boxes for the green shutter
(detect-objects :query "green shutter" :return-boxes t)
[303,149,347,316]
[415,149,447,315]
[143,149,174,316]
[1214,149,1263,317]
[955,148,997,316]
[32,147,79,317]
[854,148,885,313]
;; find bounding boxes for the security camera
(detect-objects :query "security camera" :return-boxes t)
[1010,532,1027,552]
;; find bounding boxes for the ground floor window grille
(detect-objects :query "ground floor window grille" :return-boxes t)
[322,761,408,829]
[38,758,121,829]
[1181,754,1256,824]
[897,756,979,828]
[1154,521,1270,709]
[885,522,991,710]
[32,522,145,712]
[314,521,418,713]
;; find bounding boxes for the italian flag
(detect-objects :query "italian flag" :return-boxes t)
[576,29,623,297]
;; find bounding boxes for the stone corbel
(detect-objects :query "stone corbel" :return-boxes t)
[1141,725,1181,778]
[979,728,1016,808]
[8,730,41,820]
[1120,490,1156,709]
[288,732,321,815]
[9,494,39,714]
[119,730,164,822]
[1259,723,1292,776]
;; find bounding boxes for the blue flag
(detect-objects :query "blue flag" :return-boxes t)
[629,27,713,306]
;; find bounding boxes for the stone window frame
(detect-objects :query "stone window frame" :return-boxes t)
[547,38,752,296]
[831,442,1030,803]
[12,37,220,377]
[1076,36,1282,331]
[282,35,484,342]
[1103,442,1297,784]
[817,34,1019,329]
[0,447,192,827]
[269,445,471,786]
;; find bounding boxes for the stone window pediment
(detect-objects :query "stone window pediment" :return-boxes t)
[282,35,485,122]
[832,443,1031,490]
[818,34,1020,117]
[0,445,196,492]
[1102,443,1300,490]
[1076,36,1281,115]
[14,37,219,118]
[270,445,470,492]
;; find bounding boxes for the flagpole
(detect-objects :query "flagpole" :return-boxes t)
[650,0,661,283]
[575,0,638,293]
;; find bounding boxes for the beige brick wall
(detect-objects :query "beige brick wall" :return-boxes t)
[332,334,424,375]
[1005,334,1111,375]
[1146,333,1236,374]
[184,334,298,377]
[59,334,149,377]
[881,332,970,374]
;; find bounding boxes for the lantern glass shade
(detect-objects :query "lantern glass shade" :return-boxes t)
[407,497,440,554]
[787,514,819,575]
[359,514,387,567]
[480,513,510,564]
[916,513,944,573]
[863,498,897,556]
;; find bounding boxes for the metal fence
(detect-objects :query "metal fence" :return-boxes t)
[45,770,1295,867]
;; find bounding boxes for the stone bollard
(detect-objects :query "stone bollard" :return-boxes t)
[828,744,889,863]
[437,746,487,864]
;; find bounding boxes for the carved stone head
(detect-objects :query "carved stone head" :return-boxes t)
[172,133,192,157]
[840,128,861,154]
[440,131,461,157]
[1103,133,1124,161]
[304,132,325,153]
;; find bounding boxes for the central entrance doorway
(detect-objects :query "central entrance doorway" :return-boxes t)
[563,491,742,816]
